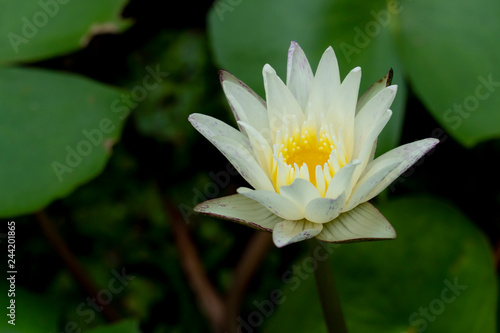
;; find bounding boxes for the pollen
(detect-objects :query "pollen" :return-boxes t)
[282,130,331,183]
[270,120,348,196]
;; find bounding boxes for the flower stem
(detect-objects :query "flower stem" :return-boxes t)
[308,240,348,333]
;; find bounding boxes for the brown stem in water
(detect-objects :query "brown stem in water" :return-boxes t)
[36,210,121,322]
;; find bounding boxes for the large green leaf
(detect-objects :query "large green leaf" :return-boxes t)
[392,0,500,147]
[0,0,131,64]
[0,67,127,217]
[262,196,496,332]
[208,0,407,155]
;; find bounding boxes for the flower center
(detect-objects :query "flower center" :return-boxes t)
[281,130,331,184]
[270,120,348,196]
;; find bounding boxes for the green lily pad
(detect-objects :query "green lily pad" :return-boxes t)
[0,67,127,217]
[0,0,132,64]
[262,196,496,332]
[208,0,407,155]
[392,0,500,146]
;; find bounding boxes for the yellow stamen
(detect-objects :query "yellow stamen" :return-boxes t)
[270,120,347,196]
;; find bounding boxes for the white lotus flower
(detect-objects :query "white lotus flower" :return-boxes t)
[189,41,438,248]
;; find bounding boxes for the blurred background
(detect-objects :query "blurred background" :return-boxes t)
[0,0,499,332]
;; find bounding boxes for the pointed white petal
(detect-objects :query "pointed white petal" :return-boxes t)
[354,86,397,157]
[304,193,346,223]
[211,135,274,191]
[194,194,283,232]
[189,113,251,150]
[344,157,400,211]
[273,220,323,248]
[263,64,305,131]
[305,46,341,120]
[220,70,266,106]
[316,203,396,243]
[238,121,273,177]
[327,67,361,160]
[325,160,360,199]
[351,110,392,184]
[286,41,314,111]
[279,178,321,213]
[357,69,393,113]
[237,187,304,220]
[361,138,440,201]
[220,70,269,135]
[189,114,272,190]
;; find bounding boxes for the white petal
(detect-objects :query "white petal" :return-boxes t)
[220,71,269,137]
[344,157,400,211]
[238,121,273,177]
[327,67,361,161]
[189,114,273,190]
[360,138,440,201]
[304,193,346,223]
[316,202,396,243]
[189,113,251,150]
[305,46,341,120]
[356,69,393,113]
[325,160,360,199]
[354,86,397,157]
[211,135,274,191]
[237,187,304,220]
[279,178,321,213]
[263,64,305,132]
[194,194,283,232]
[352,110,392,184]
[286,41,314,111]
[273,220,323,248]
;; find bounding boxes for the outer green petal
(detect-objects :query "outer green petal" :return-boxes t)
[194,194,283,232]
[316,202,396,243]
[356,68,393,113]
